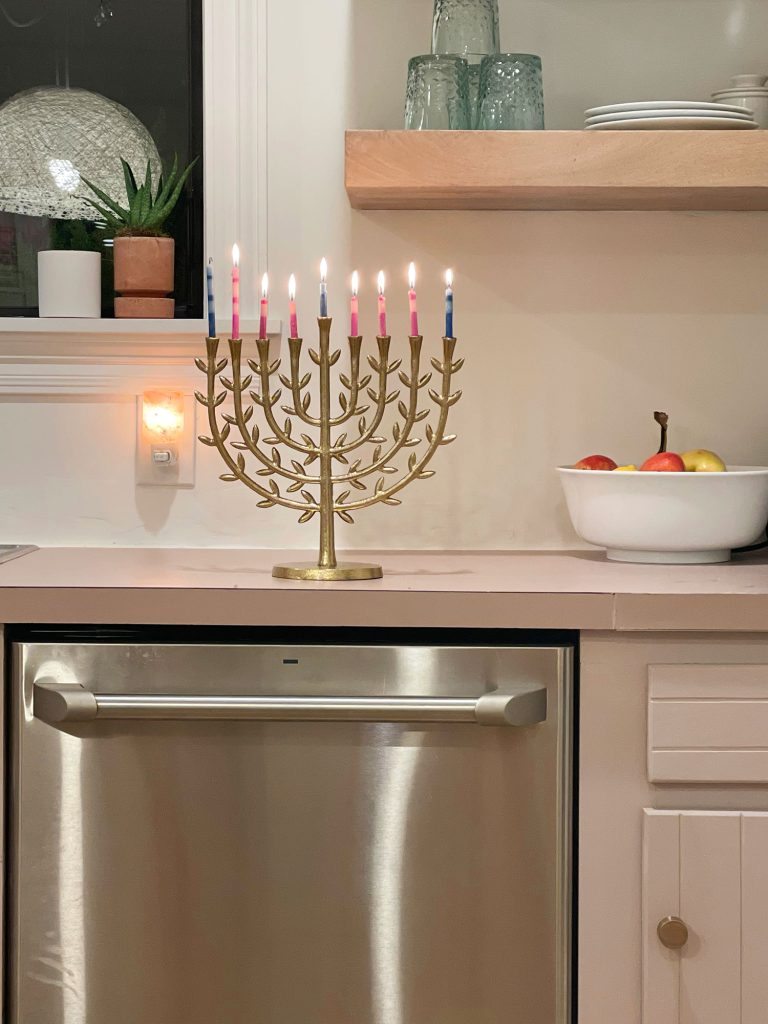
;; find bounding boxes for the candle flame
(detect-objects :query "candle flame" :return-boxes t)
[320,257,328,283]
[261,272,269,298]
[377,270,386,295]
[288,273,296,301]
[408,262,416,290]
[232,243,240,267]
[445,268,453,288]
[351,270,359,296]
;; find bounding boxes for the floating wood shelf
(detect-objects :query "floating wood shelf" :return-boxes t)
[345,130,768,211]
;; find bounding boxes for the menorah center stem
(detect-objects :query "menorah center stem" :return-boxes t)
[317,317,337,569]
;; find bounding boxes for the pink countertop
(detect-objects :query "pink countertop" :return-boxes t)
[0,547,766,631]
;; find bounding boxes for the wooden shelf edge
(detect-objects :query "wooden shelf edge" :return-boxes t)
[345,130,768,211]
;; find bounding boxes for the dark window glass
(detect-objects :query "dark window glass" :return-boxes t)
[0,0,203,317]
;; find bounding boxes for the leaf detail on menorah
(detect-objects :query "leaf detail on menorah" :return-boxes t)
[385,390,399,405]
[309,349,320,366]
[284,418,293,437]
[257,499,276,509]
[382,497,401,506]
[397,400,408,418]
[336,453,349,465]
[195,358,207,373]
[298,510,315,523]
[387,359,402,373]
[336,490,351,504]
[304,452,318,466]
[398,371,412,388]
[370,435,387,444]
[451,358,464,373]
[333,433,347,448]
[408,453,418,471]
[415,409,429,423]
[301,393,311,411]
[430,357,445,374]
[269,480,281,496]
[221,376,233,391]
[230,442,249,451]
[194,391,208,407]
[236,453,246,472]
[269,390,282,405]
[243,406,254,424]
[339,394,347,412]
[198,435,214,446]
[336,511,355,524]
[300,490,314,504]
[440,434,457,445]
[288,481,302,493]
[300,433,314,448]
[222,412,236,425]
[403,438,420,448]
[257,468,274,477]
[372,445,382,463]
[264,437,279,445]
[419,470,436,479]
[271,448,282,467]
[220,423,231,442]
[268,360,281,374]
[382,466,398,475]
[350,479,366,490]
[367,356,381,373]
[219,473,237,482]
[291,460,304,474]
[329,350,341,366]
[251,424,260,444]
[216,359,228,373]
[392,422,401,441]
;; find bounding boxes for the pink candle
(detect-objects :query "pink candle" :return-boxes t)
[259,272,269,340]
[231,244,240,339]
[377,270,387,337]
[408,262,419,337]
[288,274,298,338]
[350,270,359,336]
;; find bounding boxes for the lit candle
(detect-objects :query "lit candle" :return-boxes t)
[231,244,240,339]
[288,274,298,339]
[377,271,387,337]
[408,261,419,337]
[259,272,269,340]
[320,257,328,317]
[445,268,454,338]
[206,257,216,338]
[350,270,360,337]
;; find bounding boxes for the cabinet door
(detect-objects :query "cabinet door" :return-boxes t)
[643,810,768,1024]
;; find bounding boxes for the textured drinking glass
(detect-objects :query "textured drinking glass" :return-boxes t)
[432,0,500,58]
[465,53,485,129]
[405,54,471,130]
[477,53,544,130]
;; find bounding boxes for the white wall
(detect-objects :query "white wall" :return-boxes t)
[1,0,768,551]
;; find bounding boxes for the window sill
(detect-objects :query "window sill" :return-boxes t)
[0,317,283,396]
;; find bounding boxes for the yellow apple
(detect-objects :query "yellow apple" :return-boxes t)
[614,464,638,471]
[681,449,726,472]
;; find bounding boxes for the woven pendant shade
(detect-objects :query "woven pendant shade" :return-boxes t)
[0,86,161,220]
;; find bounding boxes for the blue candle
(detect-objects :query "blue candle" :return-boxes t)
[320,257,328,317]
[445,268,454,338]
[206,258,216,337]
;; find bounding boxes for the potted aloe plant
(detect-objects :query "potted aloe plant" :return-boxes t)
[81,155,197,318]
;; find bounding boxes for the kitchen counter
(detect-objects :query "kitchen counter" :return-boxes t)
[0,547,766,631]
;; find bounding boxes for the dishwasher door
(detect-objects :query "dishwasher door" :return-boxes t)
[9,641,572,1024]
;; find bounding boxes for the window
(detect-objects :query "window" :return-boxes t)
[0,0,203,317]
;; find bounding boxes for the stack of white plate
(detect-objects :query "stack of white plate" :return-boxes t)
[584,101,758,131]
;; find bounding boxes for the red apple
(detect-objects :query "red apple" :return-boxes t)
[573,454,618,471]
[639,452,685,472]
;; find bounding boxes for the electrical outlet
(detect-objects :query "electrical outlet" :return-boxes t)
[136,393,196,487]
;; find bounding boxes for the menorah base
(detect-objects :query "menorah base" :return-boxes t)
[272,561,384,582]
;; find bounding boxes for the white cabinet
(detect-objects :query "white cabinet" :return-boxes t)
[643,810,768,1024]
[580,635,768,1024]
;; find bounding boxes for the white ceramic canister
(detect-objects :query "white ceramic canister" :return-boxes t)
[37,250,101,317]
[712,74,768,128]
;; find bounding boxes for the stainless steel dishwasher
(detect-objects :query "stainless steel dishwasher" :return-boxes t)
[9,638,573,1024]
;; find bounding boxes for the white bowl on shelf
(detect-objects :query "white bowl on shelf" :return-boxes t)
[557,466,768,564]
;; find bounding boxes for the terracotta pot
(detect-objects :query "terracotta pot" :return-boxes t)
[113,235,175,318]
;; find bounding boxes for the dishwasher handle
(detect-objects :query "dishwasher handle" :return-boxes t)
[33,681,547,728]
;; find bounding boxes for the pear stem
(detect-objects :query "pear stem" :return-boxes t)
[654,411,669,453]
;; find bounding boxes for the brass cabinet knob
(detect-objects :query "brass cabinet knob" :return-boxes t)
[657,916,689,950]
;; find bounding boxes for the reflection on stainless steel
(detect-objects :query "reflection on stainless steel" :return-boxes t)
[370,724,423,1024]
[11,641,572,1024]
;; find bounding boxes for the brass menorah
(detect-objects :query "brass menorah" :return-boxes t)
[196,317,462,581]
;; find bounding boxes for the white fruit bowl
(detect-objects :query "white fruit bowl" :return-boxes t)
[557,466,768,563]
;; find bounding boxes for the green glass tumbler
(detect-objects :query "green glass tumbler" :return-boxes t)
[405,54,471,131]
[432,0,500,59]
[477,53,545,130]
